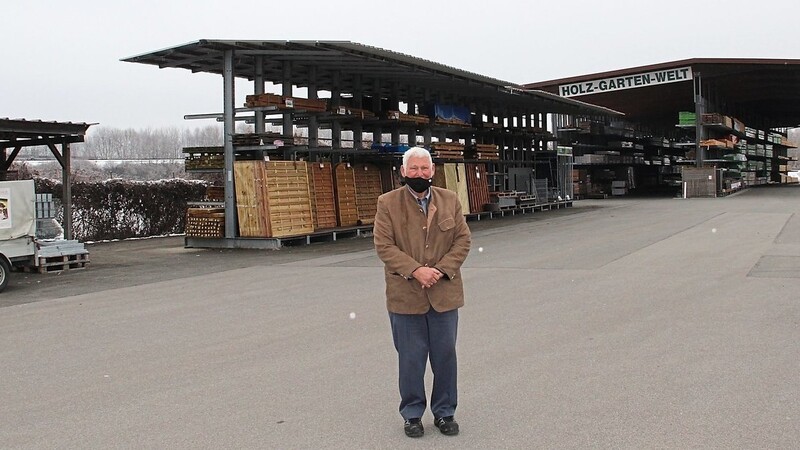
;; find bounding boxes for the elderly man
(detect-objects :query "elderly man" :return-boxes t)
[373,146,472,438]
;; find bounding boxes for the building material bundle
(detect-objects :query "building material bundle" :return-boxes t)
[245,93,327,111]
[352,163,383,225]
[334,163,360,227]
[186,207,225,238]
[431,141,466,161]
[184,146,224,170]
[464,163,490,213]
[466,143,500,160]
[234,160,314,238]
[307,163,338,230]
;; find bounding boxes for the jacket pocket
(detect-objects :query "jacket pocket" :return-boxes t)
[438,217,455,231]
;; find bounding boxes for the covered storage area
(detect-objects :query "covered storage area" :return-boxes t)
[525,59,800,198]
[123,40,620,248]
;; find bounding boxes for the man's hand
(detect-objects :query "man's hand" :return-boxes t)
[412,266,442,289]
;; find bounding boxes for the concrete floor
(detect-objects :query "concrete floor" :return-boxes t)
[1,185,798,448]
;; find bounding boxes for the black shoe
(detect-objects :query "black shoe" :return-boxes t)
[404,418,424,438]
[434,416,459,436]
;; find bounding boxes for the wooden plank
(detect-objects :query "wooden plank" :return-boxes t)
[334,163,359,227]
[234,161,269,237]
[353,163,382,225]
[465,163,490,213]
[307,162,338,230]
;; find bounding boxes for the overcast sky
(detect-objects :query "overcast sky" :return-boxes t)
[3,0,799,130]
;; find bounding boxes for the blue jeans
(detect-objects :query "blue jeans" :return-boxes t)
[389,307,458,420]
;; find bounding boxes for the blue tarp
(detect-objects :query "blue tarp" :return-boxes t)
[427,104,471,124]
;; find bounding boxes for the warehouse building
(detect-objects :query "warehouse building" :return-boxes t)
[525,59,800,198]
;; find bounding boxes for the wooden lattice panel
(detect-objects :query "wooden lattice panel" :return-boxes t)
[334,163,359,227]
[307,162,337,230]
[465,163,490,213]
[233,161,269,237]
[263,161,314,238]
[353,163,383,225]
[443,163,471,214]
[432,163,447,188]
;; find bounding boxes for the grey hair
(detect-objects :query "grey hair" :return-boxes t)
[402,146,433,168]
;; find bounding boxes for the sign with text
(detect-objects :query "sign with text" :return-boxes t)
[559,67,692,97]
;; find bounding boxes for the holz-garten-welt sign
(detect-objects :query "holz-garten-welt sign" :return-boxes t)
[559,67,692,97]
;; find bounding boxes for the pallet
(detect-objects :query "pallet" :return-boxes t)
[34,252,90,273]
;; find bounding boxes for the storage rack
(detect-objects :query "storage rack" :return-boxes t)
[123,40,619,249]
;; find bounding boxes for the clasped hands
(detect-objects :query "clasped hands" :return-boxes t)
[412,266,442,289]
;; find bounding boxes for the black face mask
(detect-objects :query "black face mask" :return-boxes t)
[404,177,432,194]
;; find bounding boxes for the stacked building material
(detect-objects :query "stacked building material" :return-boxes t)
[430,142,466,160]
[233,160,314,238]
[464,163,490,213]
[184,146,224,170]
[306,163,337,230]
[398,112,430,125]
[441,163,470,214]
[467,143,500,161]
[678,111,696,126]
[352,163,383,225]
[186,208,225,238]
[334,163,359,227]
[245,93,327,111]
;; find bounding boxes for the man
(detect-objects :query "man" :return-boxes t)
[373,146,471,438]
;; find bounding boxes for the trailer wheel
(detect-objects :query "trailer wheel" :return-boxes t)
[0,258,10,293]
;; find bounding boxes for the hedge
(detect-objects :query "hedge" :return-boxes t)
[34,178,208,242]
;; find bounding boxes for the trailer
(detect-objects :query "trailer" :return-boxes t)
[0,180,89,292]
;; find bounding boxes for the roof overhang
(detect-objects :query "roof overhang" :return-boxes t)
[123,40,622,117]
[525,58,800,128]
[0,118,93,149]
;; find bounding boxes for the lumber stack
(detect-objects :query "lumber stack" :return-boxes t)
[432,163,470,214]
[352,163,383,225]
[431,142,466,161]
[233,160,314,238]
[186,208,225,238]
[307,163,338,230]
[232,132,295,147]
[467,143,500,161]
[184,146,224,170]
[245,93,327,112]
[334,163,359,227]
[397,112,430,125]
[465,163,490,213]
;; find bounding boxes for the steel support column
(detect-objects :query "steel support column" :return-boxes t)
[254,56,265,134]
[694,72,705,167]
[308,66,319,149]
[62,140,72,240]
[282,61,293,140]
[223,49,236,239]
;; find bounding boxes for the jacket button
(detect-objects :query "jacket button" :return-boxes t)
[422,226,427,230]
[424,264,428,267]
[425,245,429,248]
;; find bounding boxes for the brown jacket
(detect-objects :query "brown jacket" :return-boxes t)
[373,186,471,314]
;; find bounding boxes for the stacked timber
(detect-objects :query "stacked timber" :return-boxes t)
[245,93,327,112]
[334,163,359,227]
[184,146,224,170]
[431,142,466,161]
[232,132,296,147]
[352,163,383,225]
[307,163,338,230]
[464,163,490,213]
[467,143,500,161]
[186,208,225,238]
[432,163,471,214]
[233,160,314,238]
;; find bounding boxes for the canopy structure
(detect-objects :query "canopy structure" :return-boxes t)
[124,40,622,245]
[525,58,800,129]
[0,118,94,239]
[122,39,621,117]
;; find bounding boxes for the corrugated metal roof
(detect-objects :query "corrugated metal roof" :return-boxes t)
[122,40,622,117]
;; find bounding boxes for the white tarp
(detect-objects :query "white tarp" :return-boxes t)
[0,180,36,240]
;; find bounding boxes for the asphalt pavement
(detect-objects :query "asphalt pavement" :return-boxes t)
[1,185,799,449]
